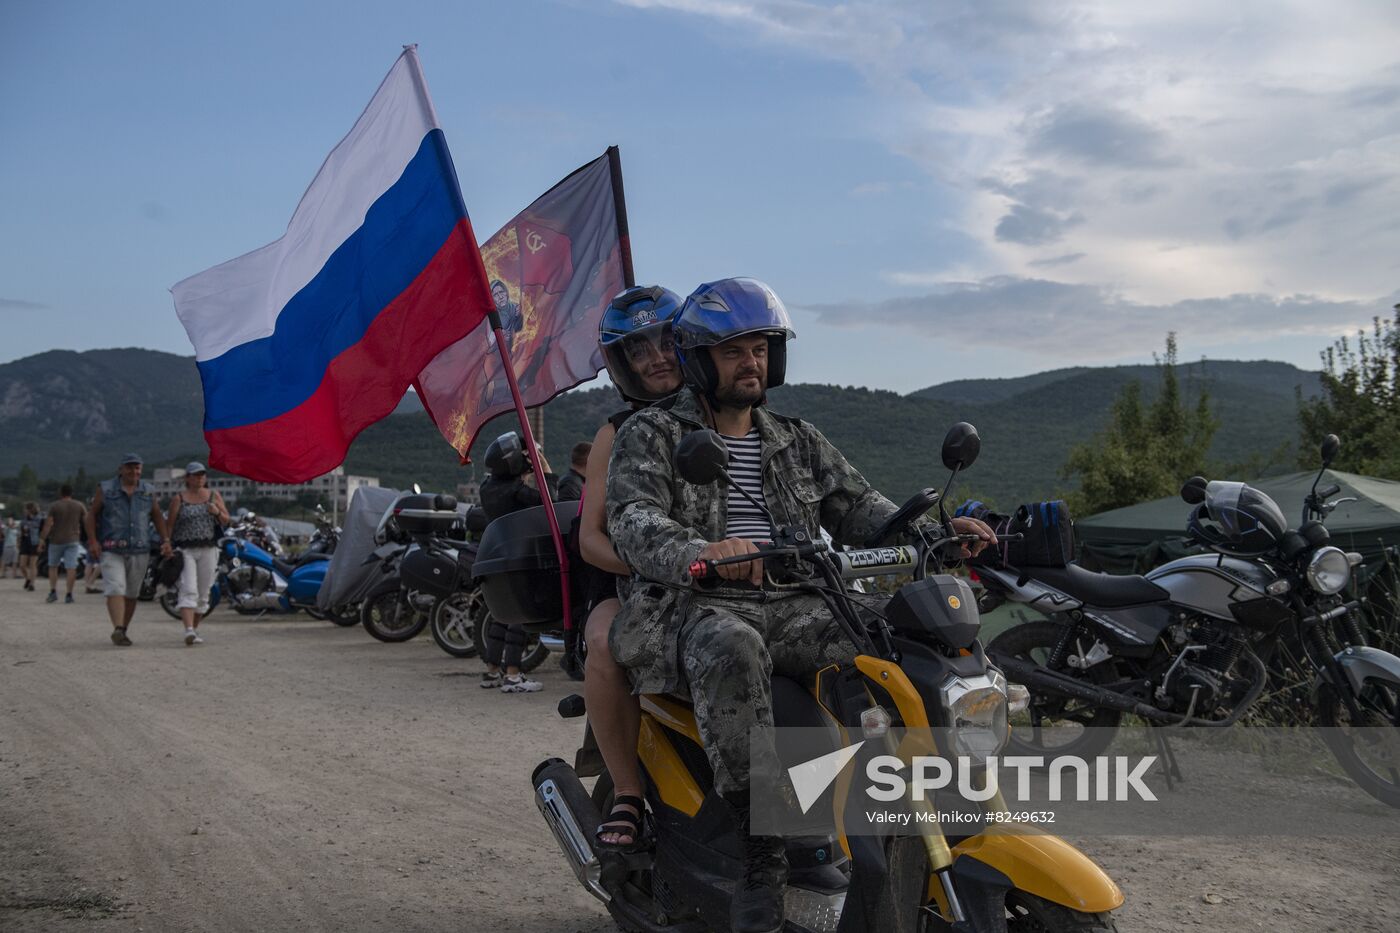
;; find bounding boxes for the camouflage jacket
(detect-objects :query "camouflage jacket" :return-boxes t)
[606,386,904,694]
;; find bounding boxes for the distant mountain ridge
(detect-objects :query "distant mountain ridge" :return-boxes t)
[0,348,1319,506]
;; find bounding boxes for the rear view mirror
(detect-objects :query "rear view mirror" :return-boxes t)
[1320,434,1340,467]
[1181,476,1208,505]
[674,430,731,486]
[941,422,981,472]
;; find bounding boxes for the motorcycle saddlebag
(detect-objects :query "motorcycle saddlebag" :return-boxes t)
[958,499,1075,568]
[400,546,461,600]
[1007,500,1075,567]
[957,501,1012,569]
[472,501,581,626]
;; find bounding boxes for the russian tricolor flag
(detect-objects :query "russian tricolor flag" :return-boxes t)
[172,48,492,483]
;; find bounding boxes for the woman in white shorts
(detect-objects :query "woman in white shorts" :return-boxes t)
[167,463,230,645]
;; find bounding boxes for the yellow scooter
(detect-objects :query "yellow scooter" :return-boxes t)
[523,424,1125,932]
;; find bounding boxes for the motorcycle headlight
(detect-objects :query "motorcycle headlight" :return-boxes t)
[1306,546,1351,595]
[940,672,1008,764]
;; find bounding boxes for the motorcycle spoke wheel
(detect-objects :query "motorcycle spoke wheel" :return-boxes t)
[430,590,482,658]
[1318,680,1400,806]
[990,621,1122,761]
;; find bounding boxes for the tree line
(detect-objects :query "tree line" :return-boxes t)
[1062,306,1400,515]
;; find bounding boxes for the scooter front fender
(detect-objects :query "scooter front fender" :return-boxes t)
[950,830,1123,914]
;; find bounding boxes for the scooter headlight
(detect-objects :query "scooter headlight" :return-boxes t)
[940,672,1009,764]
[1306,546,1350,595]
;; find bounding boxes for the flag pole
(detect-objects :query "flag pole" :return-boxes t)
[405,43,574,647]
[607,145,635,289]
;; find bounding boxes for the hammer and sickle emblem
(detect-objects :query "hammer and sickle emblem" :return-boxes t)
[525,231,547,254]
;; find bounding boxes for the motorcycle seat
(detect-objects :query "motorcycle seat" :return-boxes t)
[1024,562,1169,608]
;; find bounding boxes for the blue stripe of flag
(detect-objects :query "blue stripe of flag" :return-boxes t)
[198,129,464,431]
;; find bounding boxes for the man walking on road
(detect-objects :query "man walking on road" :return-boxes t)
[85,454,171,646]
[39,484,87,604]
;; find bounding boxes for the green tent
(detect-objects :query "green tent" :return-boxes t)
[1076,470,1400,574]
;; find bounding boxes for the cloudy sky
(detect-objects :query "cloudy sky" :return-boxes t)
[2,0,1397,392]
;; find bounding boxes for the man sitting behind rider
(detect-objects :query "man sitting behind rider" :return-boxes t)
[605,278,994,933]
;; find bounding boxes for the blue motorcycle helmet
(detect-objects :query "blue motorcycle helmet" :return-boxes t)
[673,278,796,401]
[599,285,684,403]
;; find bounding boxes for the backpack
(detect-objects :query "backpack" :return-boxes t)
[957,499,1076,569]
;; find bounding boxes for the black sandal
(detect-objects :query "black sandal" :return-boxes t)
[595,794,646,854]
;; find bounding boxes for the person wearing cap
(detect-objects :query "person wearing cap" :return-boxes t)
[38,484,87,604]
[166,462,230,645]
[85,453,172,646]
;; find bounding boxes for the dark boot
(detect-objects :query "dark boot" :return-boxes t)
[729,799,787,933]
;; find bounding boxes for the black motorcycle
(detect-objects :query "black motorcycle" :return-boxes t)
[359,493,457,643]
[983,434,1400,807]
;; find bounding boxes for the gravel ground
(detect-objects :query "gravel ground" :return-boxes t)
[1,584,1397,932]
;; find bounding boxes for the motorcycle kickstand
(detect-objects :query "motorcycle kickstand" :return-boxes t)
[1150,726,1183,790]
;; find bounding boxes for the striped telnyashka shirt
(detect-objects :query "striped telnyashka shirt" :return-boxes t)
[721,428,771,541]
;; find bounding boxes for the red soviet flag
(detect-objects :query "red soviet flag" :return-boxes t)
[415,148,630,459]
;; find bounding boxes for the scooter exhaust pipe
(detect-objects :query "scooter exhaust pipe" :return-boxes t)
[532,758,609,903]
[994,655,1174,723]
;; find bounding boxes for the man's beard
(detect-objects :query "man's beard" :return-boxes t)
[714,373,765,409]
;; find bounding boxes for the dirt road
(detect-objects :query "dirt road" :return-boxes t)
[2,587,1397,932]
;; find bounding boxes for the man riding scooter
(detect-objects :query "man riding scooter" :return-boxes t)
[605,277,996,933]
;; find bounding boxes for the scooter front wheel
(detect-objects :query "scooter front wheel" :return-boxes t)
[1000,891,1119,932]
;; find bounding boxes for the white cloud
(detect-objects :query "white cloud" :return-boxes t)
[803,278,1399,359]
[617,0,1400,338]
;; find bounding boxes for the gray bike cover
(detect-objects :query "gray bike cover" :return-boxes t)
[316,486,402,610]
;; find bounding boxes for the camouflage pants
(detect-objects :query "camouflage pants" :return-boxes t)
[678,593,854,796]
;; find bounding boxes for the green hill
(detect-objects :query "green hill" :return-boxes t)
[0,348,1320,509]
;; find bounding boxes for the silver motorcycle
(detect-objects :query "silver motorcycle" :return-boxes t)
[982,434,1400,807]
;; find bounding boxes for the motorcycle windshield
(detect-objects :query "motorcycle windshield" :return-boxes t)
[1203,481,1285,544]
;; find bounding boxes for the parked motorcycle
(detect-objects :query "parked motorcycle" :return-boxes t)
[423,505,494,659]
[502,424,1124,932]
[214,520,339,618]
[304,503,341,558]
[359,492,461,643]
[982,434,1400,808]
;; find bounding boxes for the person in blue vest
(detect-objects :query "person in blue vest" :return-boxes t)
[84,453,172,646]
